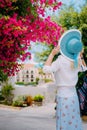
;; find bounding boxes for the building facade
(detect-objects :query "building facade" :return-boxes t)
[15,63,53,84]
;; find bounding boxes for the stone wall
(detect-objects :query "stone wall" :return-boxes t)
[13,82,57,103]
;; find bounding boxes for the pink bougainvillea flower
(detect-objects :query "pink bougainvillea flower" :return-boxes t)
[0,0,63,75]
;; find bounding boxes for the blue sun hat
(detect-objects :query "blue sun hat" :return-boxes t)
[59,29,83,68]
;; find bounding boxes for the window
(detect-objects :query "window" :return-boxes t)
[31,79,33,82]
[26,70,29,74]
[22,79,24,82]
[26,75,29,78]
[31,75,33,78]
[31,70,33,74]
[17,79,19,82]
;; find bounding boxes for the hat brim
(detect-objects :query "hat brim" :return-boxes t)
[59,29,82,61]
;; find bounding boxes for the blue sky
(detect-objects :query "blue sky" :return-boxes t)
[24,42,47,64]
[45,0,85,16]
[61,0,85,10]
[61,0,85,6]
[25,0,86,64]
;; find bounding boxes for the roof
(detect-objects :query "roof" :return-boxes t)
[21,63,35,70]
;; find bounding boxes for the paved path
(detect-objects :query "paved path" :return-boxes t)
[0,103,87,130]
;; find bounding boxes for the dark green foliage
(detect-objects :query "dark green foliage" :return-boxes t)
[0,91,4,101]
[16,82,24,85]
[79,6,87,24]
[76,72,87,89]
[16,81,37,86]
[36,77,40,84]
[1,84,14,105]
[58,7,79,29]
[0,70,8,83]
[0,0,37,17]
[14,0,37,17]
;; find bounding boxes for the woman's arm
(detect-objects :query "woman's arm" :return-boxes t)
[45,45,60,66]
[43,45,60,73]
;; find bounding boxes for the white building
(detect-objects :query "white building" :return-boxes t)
[15,63,53,84]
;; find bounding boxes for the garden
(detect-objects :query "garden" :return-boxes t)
[0,83,44,108]
[0,0,62,108]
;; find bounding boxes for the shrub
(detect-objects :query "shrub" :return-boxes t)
[25,82,37,86]
[16,82,24,85]
[44,78,53,83]
[33,94,44,102]
[36,78,40,84]
[12,95,27,107]
[1,83,14,105]
[16,82,37,86]
[0,90,4,101]
[0,70,8,83]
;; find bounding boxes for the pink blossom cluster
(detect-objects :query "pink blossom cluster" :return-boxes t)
[24,16,63,46]
[0,0,63,75]
[30,0,62,16]
[0,15,31,75]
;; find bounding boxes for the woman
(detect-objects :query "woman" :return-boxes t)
[43,29,87,130]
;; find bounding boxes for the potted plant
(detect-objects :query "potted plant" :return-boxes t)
[26,95,33,106]
[33,94,44,106]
